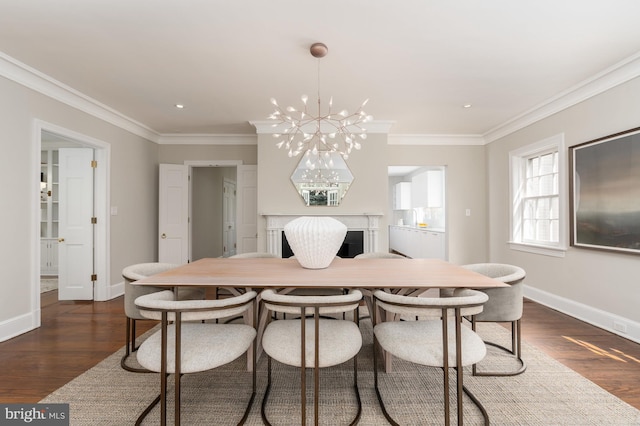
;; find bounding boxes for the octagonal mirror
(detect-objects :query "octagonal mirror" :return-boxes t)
[291,151,354,206]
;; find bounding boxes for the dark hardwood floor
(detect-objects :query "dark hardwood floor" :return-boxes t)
[1,291,639,410]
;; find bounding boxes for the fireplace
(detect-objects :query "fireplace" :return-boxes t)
[263,214,382,257]
[282,230,364,258]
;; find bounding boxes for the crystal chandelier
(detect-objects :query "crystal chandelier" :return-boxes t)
[268,42,372,161]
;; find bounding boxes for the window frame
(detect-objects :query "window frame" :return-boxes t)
[509,133,567,257]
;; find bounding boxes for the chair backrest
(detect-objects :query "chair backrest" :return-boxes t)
[135,290,257,322]
[230,252,279,258]
[355,252,405,259]
[462,263,525,322]
[373,288,488,319]
[123,262,179,319]
[261,289,362,316]
[462,263,525,284]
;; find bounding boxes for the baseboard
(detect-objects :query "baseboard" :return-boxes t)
[0,310,39,343]
[107,280,124,301]
[524,285,640,344]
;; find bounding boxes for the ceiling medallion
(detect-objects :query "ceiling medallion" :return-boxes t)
[268,42,372,163]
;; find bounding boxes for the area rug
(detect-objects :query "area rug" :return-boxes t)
[40,319,640,425]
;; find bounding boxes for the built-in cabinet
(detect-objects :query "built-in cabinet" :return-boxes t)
[411,169,443,208]
[393,182,411,210]
[40,149,59,275]
[426,170,443,208]
[389,225,446,260]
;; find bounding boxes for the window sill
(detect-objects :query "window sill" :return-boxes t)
[508,241,566,258]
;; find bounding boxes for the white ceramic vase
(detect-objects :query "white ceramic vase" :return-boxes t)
[284,216,347,269]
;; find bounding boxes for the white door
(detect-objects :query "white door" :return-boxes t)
[236,165,258,254]
[223,179,237,257]
[58,148,94,300]
[159,164,189,264]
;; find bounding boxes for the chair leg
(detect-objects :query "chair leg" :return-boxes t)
[238,302,258,425]
[350,352,362,426]
[373,331,401,426]
[374,315,489,426]
[121,318,153,373]
[262,311,361,426]
[472,318,527,377]
[260,357,274,426]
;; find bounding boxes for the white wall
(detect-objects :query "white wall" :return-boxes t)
[0,75,158,341]
[487,76,640,341]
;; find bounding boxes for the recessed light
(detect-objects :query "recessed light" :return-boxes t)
[175,104,185,109]
[463,104,472,109]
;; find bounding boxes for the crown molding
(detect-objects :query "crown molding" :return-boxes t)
[249,120,396,134]
[4,47,640,147]
[0,51,159,142]
[388,134,485,145]
[157,133,257,145]
[483,51,640,143]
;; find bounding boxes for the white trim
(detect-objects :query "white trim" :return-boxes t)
[184,160,243,167]
[4,48,640,147]
[484,51,640,143]
[34,120,112,305]
[157,134,256,145]
[388,134,485,146]
[508,242,566,258]
[0,52,158,143]
[524,285,640,344]
[509,134,567,253]
[250,120,395,134]
[0,312,39,343]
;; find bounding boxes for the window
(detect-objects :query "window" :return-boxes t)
[509,134,567,256]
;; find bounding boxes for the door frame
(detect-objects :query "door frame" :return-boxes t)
[184,160,242,260]
[33,120,110,312]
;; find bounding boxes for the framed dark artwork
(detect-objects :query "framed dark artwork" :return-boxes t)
[570,127,640,254]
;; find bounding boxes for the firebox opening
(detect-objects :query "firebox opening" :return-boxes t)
[281,230,364,258]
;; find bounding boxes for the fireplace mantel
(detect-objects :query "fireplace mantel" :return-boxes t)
[262,213,383,257]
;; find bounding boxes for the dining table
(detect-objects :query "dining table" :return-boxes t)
[133,256,508,370]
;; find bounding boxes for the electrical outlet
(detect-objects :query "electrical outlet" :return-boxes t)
[465,209,471,216]
[613,321,627,333]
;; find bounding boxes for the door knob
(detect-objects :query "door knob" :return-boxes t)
[58,238,65,243]
[161,233,166,239]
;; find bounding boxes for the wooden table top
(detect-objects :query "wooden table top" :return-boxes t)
[133,257,508,289]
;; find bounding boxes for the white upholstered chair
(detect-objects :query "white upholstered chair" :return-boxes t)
[260,289,363,426]
[121,262,205,372]
[134,289,258,425]
[373,289,489,426]
[462,263,527,376]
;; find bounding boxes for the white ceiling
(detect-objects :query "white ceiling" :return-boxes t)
[2,1,640,138]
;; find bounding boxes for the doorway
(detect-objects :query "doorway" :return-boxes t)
[158,160,258,264]
[190,166,237,260]
[158,161,257,264]
[35,121,110,308]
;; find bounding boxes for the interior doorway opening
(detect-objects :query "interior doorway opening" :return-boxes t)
[34,121,110,308]
[158,161,256,264]
[190,166,237,260]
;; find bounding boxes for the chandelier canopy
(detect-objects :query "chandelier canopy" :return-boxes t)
[268,42,372,161]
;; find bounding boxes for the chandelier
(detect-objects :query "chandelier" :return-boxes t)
[268,42,372,161]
